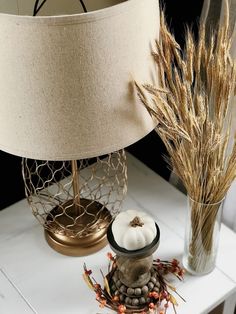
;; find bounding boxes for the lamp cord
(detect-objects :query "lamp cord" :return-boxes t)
[33,0,87,16]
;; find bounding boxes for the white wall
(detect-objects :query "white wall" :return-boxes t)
[0,0,125,15]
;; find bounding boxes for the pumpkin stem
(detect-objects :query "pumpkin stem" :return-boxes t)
[129,216,144,227]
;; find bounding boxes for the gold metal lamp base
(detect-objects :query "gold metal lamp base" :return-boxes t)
[44,199,112,256]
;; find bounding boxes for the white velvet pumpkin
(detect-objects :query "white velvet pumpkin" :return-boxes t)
[111,209,157,250]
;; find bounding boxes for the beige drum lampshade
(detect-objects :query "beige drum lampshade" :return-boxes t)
[0,0,159,160]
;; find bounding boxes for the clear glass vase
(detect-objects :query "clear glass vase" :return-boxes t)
[182,197,224,275]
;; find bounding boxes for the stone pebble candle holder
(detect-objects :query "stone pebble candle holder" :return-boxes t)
[107,209,160,310]
[83,209,185,313]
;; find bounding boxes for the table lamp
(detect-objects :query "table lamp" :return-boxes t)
[0,0,160,256]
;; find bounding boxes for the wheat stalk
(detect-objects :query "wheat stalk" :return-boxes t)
[135,6,236,273]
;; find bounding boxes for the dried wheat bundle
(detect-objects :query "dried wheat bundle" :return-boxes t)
[135,7,236,273]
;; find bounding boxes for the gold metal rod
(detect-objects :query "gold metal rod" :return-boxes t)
[71,160,80,207]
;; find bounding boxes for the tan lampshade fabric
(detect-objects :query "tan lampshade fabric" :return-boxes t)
[0,0,159,160]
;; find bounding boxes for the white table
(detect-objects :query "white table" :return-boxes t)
[0,153,236,314]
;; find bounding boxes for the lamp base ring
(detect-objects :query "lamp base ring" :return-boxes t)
[44,228,109,256]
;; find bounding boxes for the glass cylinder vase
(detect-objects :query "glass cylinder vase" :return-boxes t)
[182,197,224,275]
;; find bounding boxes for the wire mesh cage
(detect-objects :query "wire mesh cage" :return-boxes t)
[22,150,127,255]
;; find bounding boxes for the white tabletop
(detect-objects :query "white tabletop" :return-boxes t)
[0,152,236,314]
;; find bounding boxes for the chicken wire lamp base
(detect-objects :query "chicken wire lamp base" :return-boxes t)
[22,150,127,257]
[44,199,112,256]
